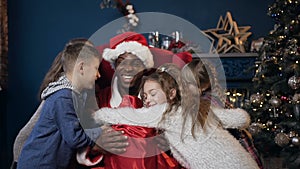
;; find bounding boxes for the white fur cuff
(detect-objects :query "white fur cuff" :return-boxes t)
[76,147,103,166]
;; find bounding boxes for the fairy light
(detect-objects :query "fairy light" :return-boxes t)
[291,20,295,24]
[236,93,242,97]
[230,97,236,103]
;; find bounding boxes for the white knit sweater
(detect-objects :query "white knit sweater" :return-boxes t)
[93,104,259,169]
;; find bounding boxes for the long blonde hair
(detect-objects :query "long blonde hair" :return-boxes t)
[180,58,226,138]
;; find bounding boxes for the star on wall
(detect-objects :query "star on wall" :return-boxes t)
[204,12,252,53]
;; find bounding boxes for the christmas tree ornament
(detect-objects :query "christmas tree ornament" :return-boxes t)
[289,131,296,138]
[274,132,290,147]
[269,97,282,108]
[291,136,300,146]
[250,93,264,106]
[288,75,300,90]
[280,95,289,101]
[248,123,262,135]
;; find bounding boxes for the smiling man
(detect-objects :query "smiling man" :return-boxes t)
[100,32,154,108]
[79,32,183,169]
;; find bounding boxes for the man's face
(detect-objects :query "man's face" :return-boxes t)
[114,53,146,90]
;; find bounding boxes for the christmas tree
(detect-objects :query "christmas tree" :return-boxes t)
[244,0,300,168]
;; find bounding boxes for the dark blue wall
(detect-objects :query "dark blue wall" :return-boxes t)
[2,0,273,168]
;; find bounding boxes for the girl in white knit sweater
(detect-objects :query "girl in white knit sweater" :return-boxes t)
[93,63,259,169]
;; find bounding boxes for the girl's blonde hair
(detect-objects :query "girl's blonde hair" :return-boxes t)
[181,58,226,138]
[184,58,226,105]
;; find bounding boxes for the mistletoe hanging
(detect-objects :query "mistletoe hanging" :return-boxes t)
[100,0,139,31]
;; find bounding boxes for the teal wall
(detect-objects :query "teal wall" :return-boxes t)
[2,0,273,168]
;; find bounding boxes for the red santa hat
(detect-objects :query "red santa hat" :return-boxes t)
[103,32,154,69]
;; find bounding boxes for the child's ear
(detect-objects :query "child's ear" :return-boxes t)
[169,88,177,100]
[77,61,84,75]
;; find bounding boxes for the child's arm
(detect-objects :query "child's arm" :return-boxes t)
[55,97,95,148]
[93,104,167,128]
[211,107,250,129]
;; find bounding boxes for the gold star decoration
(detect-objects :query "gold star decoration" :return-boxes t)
[203,12,252,54]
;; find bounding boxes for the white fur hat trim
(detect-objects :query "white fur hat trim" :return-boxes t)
[103,41,154,68]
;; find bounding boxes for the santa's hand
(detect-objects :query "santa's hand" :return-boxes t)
[154,131,170,152]
[95,125,128,154]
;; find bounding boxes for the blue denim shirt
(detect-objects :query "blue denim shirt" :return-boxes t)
[17,89,101,169]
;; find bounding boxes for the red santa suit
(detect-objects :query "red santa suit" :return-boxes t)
[77,31,187,169]
[89,77,182,169]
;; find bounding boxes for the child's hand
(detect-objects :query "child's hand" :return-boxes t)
[95,125,129,154]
